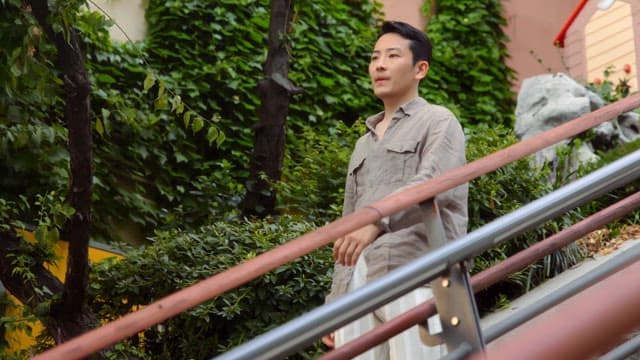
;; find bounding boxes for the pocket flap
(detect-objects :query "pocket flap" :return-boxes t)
[385,139,419,153]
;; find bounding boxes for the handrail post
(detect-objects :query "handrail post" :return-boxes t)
[419,200,485,356]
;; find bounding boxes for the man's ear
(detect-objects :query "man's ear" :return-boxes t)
[415,60,429,80]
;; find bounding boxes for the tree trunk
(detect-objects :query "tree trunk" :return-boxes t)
[21,0,98,350]
[241,0,302,217]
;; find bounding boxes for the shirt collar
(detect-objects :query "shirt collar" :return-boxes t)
[364,97,428,133]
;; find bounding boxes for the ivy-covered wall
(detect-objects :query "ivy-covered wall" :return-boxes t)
[423,0,516,127]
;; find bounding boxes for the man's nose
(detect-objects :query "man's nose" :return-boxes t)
[374,58,387,71]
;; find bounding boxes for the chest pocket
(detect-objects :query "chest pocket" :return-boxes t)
[382,139,421,184]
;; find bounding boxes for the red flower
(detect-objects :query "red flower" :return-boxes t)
[594,77,602,85]
[623,63,632,74]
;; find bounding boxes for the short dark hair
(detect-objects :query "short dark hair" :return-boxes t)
[378,21,432,65]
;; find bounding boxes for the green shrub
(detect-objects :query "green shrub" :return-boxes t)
[276,120,365,223]
[575,138,640,227]
[464,124,584,312]
[89,215,332,359]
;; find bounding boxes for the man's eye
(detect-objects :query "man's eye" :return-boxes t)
[389,53,399,58]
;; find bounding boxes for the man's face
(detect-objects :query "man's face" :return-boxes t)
[368,33,424,101]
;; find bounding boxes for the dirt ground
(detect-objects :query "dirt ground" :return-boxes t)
[577,224,640,256]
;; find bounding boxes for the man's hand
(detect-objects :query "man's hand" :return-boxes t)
[333,224,381,266]
[322,332,335,348]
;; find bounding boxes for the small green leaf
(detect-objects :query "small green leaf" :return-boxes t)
[206,126,219,145]
[170,95,181,113]
[192,117,204,133]
[157,80,166,98]
[35,226,47,243]
[96,118,104,136]
[216,130,226,147]
[143,70,155,91]
[101,108,110,121]
[183,111,192,128]
[154,94,168,110]
[45,227,59,244]
[10,64,22,77]
[60,204,76,218]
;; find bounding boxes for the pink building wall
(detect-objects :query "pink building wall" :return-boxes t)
[501,0,577,90]
[378,0,428,30]
[378,0,578,91]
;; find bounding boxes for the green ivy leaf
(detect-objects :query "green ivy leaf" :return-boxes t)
[170,95,182,113]
[45,227,59,244]
[96,118,104,136]
[206,126,219,146]
[192,116,204,133]
[215,130,226,147]
[34,226,47,244]
[143,70,155,91]
[183,111,192,128]
[154,93,168,110]
[157,79,166,98]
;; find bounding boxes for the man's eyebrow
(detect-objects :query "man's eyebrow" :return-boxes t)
[371,47,403,54]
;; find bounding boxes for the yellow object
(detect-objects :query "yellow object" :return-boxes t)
[1,230,123,355]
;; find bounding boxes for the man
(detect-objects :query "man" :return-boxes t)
[324,21,468,359]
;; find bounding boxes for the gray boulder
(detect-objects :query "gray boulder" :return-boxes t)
[515,73,638,167]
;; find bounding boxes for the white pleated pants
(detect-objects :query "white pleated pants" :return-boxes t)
[334,256,446,360]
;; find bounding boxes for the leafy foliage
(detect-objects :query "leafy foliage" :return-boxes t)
[1,0,383,355]
[4,0,636,356]
[586,65,633,103]
[276,120,365,223]
[1,0,383,244]
[422,0,516,128]
[575,138,640,223]
[465,124,584,312]
[89,215,331,359]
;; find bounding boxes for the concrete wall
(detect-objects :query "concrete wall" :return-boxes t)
[88,0,146,42]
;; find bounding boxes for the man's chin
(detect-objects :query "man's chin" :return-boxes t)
[373,89,393,99]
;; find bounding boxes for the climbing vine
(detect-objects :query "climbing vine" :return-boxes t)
[422,0,516,127]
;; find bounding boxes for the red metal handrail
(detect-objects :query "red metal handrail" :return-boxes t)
[34,94,640,359]
[468,260,640,360]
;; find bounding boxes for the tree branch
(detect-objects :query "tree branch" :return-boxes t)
[0,231,64,310]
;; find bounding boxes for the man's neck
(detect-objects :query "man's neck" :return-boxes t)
[381,92,419,119]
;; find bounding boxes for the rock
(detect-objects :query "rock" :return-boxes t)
[515,72,637,167]
[515,73,597,141]
[592,122,619,152]
[617,111,640,143]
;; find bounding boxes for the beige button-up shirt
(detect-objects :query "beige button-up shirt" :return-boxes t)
[326,97,468,303]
